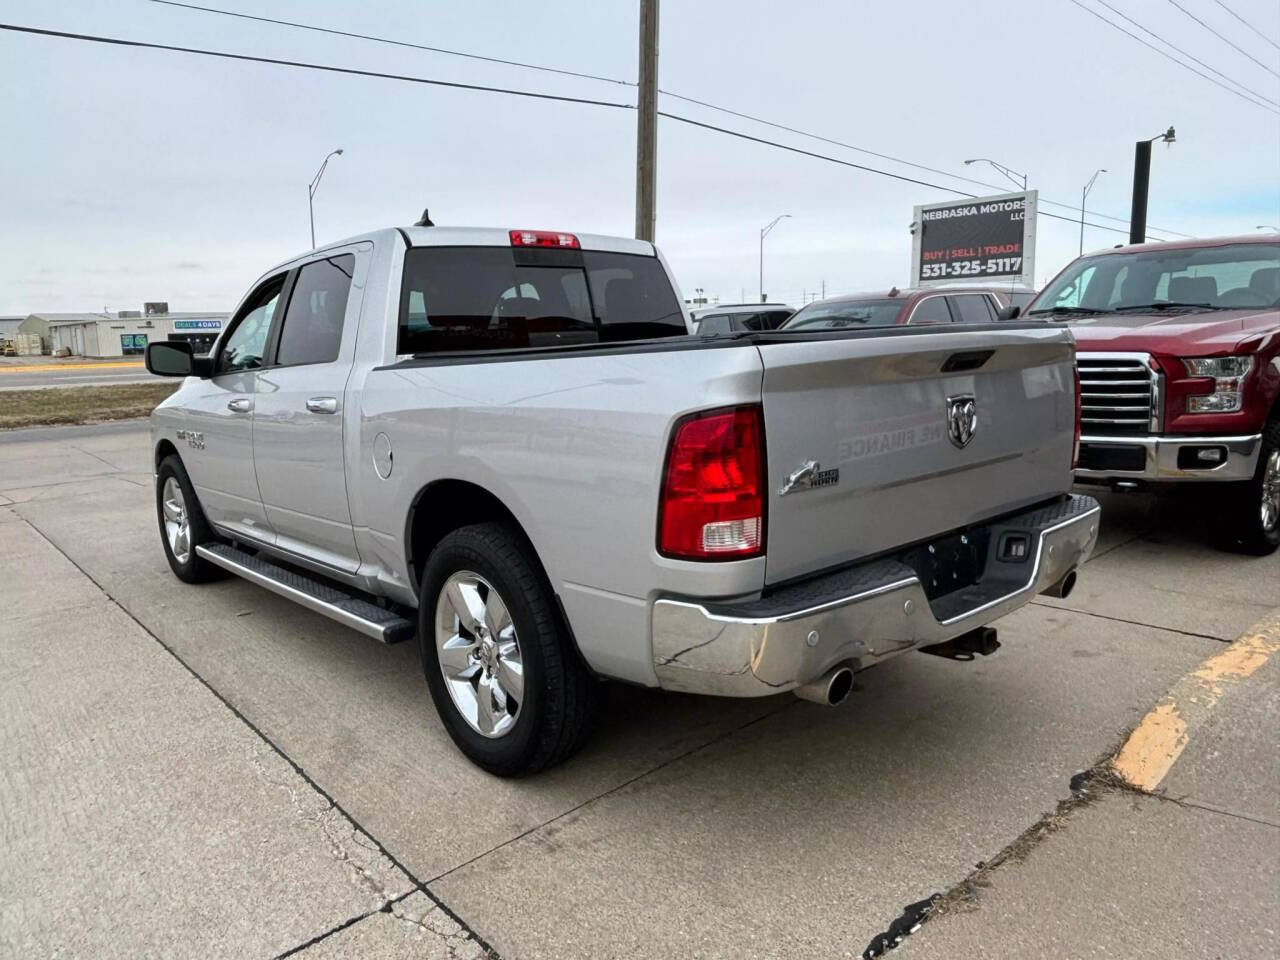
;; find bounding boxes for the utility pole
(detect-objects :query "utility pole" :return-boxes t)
[1129,127,1175,245]
[634,0,658,242]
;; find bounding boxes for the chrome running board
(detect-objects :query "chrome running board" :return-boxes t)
[196,543,415,645]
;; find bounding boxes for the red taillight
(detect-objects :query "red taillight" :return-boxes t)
[509,229,580,249]
[658,406,766,561]
[1072,364,1082,469]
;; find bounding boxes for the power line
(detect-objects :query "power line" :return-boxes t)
[146,0,634,87]
[0,19,1177,240]
[0,22,635,110]
[657,112,1145,237]
[1066,0,1280,112]
[1212,0,1280,52]
[659,89,1191,237]
[141,0,1194,237]
[1092,0,1279,106]
[1164,0,1280,78]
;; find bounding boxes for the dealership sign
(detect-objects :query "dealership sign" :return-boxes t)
[911,190,1037,288]
[173,319,222,330]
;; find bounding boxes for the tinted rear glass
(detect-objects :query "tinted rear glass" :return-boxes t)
[582,250,686,342]
[398,246,683,354]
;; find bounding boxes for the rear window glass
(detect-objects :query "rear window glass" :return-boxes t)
[398,247,684,354]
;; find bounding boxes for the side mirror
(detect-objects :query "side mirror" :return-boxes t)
[146,340,211,378]
[996,304,1021,321]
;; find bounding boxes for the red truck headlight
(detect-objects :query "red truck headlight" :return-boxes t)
[658,405,765,560]
[1182,355,1253,413]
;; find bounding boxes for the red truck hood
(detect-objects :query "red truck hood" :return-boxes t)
[1065,307,1279,357]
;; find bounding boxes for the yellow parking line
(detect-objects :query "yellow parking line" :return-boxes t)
[1111,609,1280,792]
[0,361,144,373]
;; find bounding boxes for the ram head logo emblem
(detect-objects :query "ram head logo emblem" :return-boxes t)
[946,395,977,449]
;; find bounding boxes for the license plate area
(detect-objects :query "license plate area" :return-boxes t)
[897,527,992,601]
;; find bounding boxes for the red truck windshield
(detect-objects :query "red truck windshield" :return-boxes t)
[1030,243,1280,316]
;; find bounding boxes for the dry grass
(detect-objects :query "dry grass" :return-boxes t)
[0,383,179,429]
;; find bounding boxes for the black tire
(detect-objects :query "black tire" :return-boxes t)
[155,455,226,583]
[1223,417,1280,556]
[418,522,596,776]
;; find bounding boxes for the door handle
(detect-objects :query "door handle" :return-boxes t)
[306,397,339,414]
[227,398,252,413]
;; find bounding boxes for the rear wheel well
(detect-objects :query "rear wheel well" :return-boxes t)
[406,480,595,676]
[406,480,532,595]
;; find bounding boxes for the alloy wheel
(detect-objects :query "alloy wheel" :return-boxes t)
[162,477,191,564]
[1261,449,1280,532]
[434,571,524,738]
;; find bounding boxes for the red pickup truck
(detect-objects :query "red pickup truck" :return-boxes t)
[1021,234,1280,554]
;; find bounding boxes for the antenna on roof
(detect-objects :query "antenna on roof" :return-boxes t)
[414,208,434,227]
[888,286,900,297]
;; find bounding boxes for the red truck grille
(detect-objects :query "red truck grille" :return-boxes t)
[1077,354,1159,438]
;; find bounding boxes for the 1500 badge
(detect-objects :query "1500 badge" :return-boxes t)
[779,459,839,496]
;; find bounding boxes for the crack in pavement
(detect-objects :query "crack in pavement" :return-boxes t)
[16,512,503,960]
[424,702,797,887]
[1029,599,1232,643]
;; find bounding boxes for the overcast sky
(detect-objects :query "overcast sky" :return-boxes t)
[2,0,1278,315]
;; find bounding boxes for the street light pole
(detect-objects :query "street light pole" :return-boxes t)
[963,157,1028,191]
[308,148,344,249]
[759,214,791,303]
[1129,126,1175,245]
[1080,168,1107,255]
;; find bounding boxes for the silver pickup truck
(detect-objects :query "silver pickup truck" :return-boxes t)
[146,225,1099,774]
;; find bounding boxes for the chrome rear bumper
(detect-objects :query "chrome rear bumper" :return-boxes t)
[651,494,1100,697]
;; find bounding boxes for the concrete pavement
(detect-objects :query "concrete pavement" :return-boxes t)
[0,422,1276,958]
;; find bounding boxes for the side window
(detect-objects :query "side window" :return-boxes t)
[908,297,952,324]
[951,295,995,324]
[765,310,793,329]
[275,254,355,366]
[218,275,285,374]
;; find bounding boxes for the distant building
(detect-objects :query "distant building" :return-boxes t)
[23,306,229,357]
[0,317,24,341]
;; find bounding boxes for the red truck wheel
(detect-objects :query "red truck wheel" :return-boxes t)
[1225,418,1280,556]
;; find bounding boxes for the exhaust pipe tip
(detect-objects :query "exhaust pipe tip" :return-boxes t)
[794,665,855,706]
[1042,569,1078,599]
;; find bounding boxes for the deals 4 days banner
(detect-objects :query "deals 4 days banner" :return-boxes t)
[911,190,1037,288]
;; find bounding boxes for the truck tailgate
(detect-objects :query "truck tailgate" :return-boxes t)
[757,326,1076,584]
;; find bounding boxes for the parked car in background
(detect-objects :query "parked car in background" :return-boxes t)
[1021,234,1280,554]
[144,224,1095,774]
[780,285,1035,331]
[692,303,794,334]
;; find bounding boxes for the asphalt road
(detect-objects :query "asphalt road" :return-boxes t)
[1,422,1276,958]
[0,360,163,390]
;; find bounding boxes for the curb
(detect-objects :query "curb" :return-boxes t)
[1110,607,1280,792]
